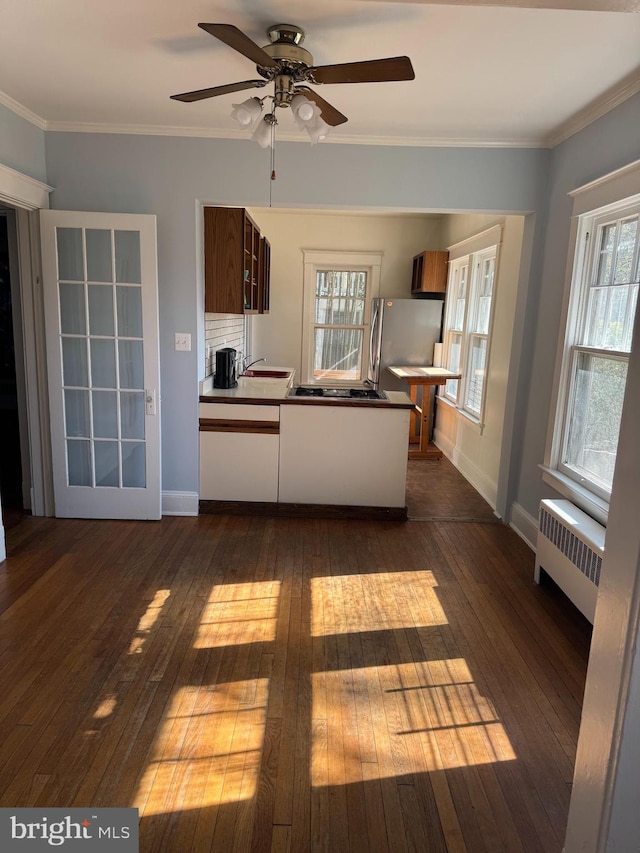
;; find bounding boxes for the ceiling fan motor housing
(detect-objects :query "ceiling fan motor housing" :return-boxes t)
[258,24,313,83]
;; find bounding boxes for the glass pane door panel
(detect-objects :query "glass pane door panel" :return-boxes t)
[67,440,92,486]
[95,441,120,487]
[86,229,113,282]
[122,442,146,487]
[90,339,117,388]
[116,286,143,337]
[121,392,145,440]
[119,340,144,389]
[64,389,90,437]
[93,390,118,438]
[115,231,141,283]
[88,285,115,335]
[62,338,89,387]
[59,283,86,334]
[57,228,84,281]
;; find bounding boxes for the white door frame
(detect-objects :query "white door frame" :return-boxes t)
[0,164,53,561]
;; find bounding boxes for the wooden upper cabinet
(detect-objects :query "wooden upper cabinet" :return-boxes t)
[204,206,268,314]
[411,250,449,295]
[259,236,270,314]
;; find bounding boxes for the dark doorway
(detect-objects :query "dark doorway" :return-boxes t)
[0,214,24,510]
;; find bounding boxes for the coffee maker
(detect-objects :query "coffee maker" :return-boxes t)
[213,347,237,389]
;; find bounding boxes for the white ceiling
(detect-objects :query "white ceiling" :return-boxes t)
[2,0,639,147]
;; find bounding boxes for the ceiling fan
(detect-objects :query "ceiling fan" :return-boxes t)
[170,22,415,129]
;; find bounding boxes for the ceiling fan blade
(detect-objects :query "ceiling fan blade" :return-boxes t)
[171,79,267,103]
[297,88,348,126]
[311,56,414,85]
[198,23,278,68]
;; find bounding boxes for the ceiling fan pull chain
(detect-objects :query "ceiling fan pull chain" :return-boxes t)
[271,119,277,181]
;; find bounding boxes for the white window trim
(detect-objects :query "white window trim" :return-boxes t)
[543,158,640,524]
[300,249,382,386]
[442,225,502,430]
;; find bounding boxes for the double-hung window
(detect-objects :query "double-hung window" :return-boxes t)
[549,198,639,508]
[301,250,381,384]
[442,243,498,425]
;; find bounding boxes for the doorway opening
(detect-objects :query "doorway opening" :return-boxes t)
[0,211,27,522]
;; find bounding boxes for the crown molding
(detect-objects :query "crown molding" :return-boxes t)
[43,120,546,148]
[2,72,637,151]
[0,91,47,130]
[545,69,640,147]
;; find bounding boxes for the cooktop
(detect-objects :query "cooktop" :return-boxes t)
[290,387,387,400]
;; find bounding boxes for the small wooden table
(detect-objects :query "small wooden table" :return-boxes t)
[387,366,461,459]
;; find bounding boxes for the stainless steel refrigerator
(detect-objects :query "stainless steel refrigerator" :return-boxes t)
[368,297,444,392]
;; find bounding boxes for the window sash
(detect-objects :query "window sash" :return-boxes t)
[464,334,488,416]
[442,247,496,422]
[301,252,381,386]
[559,346,629,499]
[554,203,640,500]
[311,268,368,381]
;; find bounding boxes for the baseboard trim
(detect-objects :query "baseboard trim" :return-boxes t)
[509,501,538,551]
[432,429,498,512]
[162,491,199,516]
[199,500,407,522]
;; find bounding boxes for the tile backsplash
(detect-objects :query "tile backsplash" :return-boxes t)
[205,314,245,378]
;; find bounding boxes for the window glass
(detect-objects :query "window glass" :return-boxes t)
[564,352,627,493]
[442,247,496,421]
[555,201,639,499]
[312,268,367,381]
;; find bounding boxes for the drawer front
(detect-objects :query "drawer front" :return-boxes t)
[199,403,280,429]
[199,403,279,421]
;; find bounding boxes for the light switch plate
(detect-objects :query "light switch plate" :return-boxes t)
[174,332,191,351]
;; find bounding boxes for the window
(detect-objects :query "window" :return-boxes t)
[442,245,497,424]
[301,251,381,385]
[554,200,639,502]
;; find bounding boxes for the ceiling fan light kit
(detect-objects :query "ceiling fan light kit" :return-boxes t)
[230,97,263,131]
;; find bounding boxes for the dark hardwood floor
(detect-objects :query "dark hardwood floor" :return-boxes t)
[0,471,591,852]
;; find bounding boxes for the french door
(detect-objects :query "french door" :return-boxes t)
[40,211,161,519]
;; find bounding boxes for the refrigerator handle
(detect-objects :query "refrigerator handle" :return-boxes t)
[368,299,383,387]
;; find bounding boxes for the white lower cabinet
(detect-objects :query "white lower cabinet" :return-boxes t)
[278,405,410,507]
[199,401,410,508]
[199,404,279,502]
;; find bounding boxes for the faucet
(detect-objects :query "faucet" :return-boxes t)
[242,355,266,372]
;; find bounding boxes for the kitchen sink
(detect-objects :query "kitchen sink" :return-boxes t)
[290,387,387,400]
[241,369,291,378]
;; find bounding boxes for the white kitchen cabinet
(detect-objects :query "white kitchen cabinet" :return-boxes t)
[199,403,279,502]
[278,405,410,507]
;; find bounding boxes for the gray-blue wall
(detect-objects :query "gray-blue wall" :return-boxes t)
[43,133,549,497]
[2,94,637,513]
[0,103,46,183]
[517,91,640,519]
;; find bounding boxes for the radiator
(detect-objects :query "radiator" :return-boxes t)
[534,498,605,624]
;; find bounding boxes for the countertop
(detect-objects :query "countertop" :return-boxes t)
[199,368,414,409]
[387,366,461,381]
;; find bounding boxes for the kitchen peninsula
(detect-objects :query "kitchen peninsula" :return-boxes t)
[199,368,415,519]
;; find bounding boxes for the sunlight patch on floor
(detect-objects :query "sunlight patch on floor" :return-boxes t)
[134,678,269,815]
[310,571,446,637]
[194,580,280,648]
[127,589,171,655]
[311,658,516,785]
